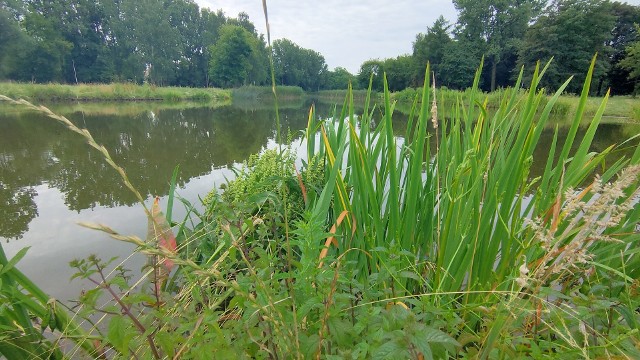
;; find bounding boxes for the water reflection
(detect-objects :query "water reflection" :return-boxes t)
[0,101,324,240]
[0,101,638,241]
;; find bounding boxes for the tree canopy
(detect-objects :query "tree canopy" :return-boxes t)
[272,38,329,91]
[619,24,640,94]
[1,0,640,95]
[518,0,616,94]
[208,24,268,88]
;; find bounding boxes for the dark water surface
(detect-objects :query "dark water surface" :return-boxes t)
[1,99,638,300]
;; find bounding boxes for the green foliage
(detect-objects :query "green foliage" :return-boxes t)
[208,24,265,88]
[356,59,385,91]
[453,0,544,91]
[2,36,640,359]
[273,38,329,91]
[0,82,230,102]
[0,0,256,87]
[383,55,415,92]
[0,8,31,81]
[607,2,640,95]
[304,58,640,357]
[439,40,481,90]
[519,0,616,94]
[0,245,99,359]
[412,15,452,87]
[325,67,355,90]
[619,24,640,95]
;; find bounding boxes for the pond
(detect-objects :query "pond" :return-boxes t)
[1,98,638,301]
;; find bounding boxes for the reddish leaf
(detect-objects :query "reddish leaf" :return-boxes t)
[147,196,177,271]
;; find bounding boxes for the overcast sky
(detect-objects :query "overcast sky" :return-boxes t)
[195,0,640,74]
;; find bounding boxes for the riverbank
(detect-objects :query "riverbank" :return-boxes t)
[390,86,640,123]
[2,81,638,124]
[0,81,231,102]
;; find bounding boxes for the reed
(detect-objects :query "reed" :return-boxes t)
[0,81,230,102]
[302,55,640,356]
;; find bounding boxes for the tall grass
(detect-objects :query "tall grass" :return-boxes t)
[302,56,640,356]
[0,81,230,102]
[0,217,101,358]
[393,85,640,124]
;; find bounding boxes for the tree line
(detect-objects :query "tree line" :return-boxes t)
[400,0,640,95]
[1,0,639,94]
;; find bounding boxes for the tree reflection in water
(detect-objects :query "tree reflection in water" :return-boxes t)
[0,101,316,240]
[0,100,637,240]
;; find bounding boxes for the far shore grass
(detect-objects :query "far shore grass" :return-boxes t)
[1,81,638,124]
[390,87,640,124]
[0,81,231,103]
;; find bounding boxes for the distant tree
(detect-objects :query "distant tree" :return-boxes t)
[167,0,205,87]
[325,67,354,90]
[439,40,482,89]
[356,59,385,91]
[61,0,110,83]
[0,0,321,88]
[384,55,415,91]
[208,24,257,87]
[21,1,74,82]
[229,11,257,34]
[607,2,640,95]
[413,15,452,86]
[518,0,616,94]
[619,24,640,95]
[0,7,31,79]
[272,38,328,91]
[454,0,544,91]
[199,8,229,87]
[247,35,270,86]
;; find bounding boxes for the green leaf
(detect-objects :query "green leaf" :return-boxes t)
[155,331,176,358]
[0,247,30,276]
[107,316,132,355]
[417,326,460,347]
[373,339,407,360]
[399,270,421,281]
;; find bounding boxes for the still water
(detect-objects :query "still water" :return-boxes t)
[1,99,638,301]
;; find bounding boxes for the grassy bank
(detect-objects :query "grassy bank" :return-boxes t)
[0,81,231,102]
[393,86,640,123]
[311,89,375,103]
[0,99,231,119]
[231,85,305,101]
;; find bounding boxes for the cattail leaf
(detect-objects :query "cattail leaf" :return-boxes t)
[0,247,29,276]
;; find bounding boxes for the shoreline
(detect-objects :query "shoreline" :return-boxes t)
[0,81,231,103]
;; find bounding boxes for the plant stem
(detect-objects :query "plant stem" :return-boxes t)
[90,264,161,359]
